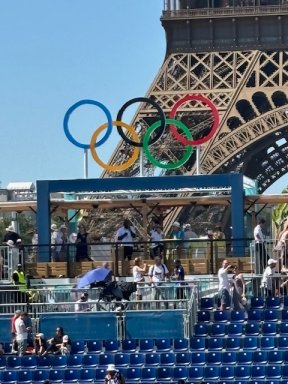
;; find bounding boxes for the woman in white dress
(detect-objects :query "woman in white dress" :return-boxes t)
[132,257,147,305]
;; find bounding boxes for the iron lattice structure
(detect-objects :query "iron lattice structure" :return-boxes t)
[85,5,288,235]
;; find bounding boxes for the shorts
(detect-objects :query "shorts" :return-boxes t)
[219,288,230,306]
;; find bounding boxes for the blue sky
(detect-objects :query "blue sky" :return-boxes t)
[0,0,286,194]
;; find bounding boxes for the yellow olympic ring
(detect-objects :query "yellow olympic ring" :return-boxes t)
[90,120,140,172]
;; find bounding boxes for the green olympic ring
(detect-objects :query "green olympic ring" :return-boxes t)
[143,119,193,170]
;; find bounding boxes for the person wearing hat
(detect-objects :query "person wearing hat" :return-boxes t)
[105,364,126,384]
[261,258,278,296]
[34,332,47,355]
[60,335,71,356]
[3,225,20,245]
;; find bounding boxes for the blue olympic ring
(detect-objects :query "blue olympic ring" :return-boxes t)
[63,99,113,149]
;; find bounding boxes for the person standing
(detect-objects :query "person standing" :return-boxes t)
[12,264,27,303]
[149,224,164,258]
[132,257,147,304]
[11,309,21,353]
[218,259,232,310]
[171,259,186,302]
[261,258,278,297]
[15,312,30,356]
[116,219,136,261]
[3,225,20,245]
[183,224,198,250]
[254,218,268,272]
[51,224,61,262]
[75,225,89,261]
[148,256,169,309]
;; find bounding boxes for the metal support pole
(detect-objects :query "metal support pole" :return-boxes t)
[139,148,144,177]
[84,149,88,179]
[196,146,201,175]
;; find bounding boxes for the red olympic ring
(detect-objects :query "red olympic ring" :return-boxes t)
[169,94,220,146]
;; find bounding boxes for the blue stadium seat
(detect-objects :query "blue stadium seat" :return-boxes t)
[253,351,268,365]
[226,337,241,351]
[173,366,189,381]
[157,367,174,381]
[63,368,80,383]
[99,353,114,366]
[279,322,288,335]
[262,322,277,336]
[227,323,243,336]
[51,355,68,368]
[141,367,157,382]
[79,368,96,383]
[176,352,191,366]
[237,351,253,365]
[204,366,220,380]
[251,365,266,379]
[189,366,204,381]
[139,339,154,352]
[155,338,171,352]
[230,310,245,323]
[37,355,51,369]
[207,351,222,365]
[67,354,83,368]
[200,297,215,310]
[247,309,263,322]
[6,356,21,369]
[190,337,205,351]
[95,368,106,383]
[191,352,206,366]
[282,309,288,321]
[211,323,226,337]
[282,365,288,379]
[264,309,280,322]
[260,336,276,350]
[114,353,130,367]
[105,339,120,353]
[220,366,235,380]
[173,338,189,351]
[21,355,37,369]
[160,352,176,366]
[2,370,17,384]
[243,336,258,350]
[17,370,33,384]
[278,336,288,350]
[222,351,237,365]
[208,337,224,351]
[250,297,265,309]
[49,369,65,383]
[126,367,142,382]
[214,310,230,323]
[122,339,137,353]
[194,323,209,337]
[32,369,50,384]
[71,340,85,354]
[268,351,283,364]
[266,365,282,379]
[245,322,260,336]
[266,296,281,309]
[0,356,6,370]
[197,310,211,323]
[86,340,102,354]
[82,354,99,368]
[145,352,160,366]
[235,365,251,380]
[129,353,145,367]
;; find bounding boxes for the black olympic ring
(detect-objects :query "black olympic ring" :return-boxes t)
[116,97,166,148]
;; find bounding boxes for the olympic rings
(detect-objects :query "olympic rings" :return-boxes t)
[169,95,220,146]
[143,119,193,170]
[116,97,166,147]
[90,121,140,172]
[64,94,219,172]
[63,99,113,149]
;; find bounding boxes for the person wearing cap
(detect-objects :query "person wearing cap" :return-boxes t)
[60,335,71,356]
[104,364,126,384]
[75,292,91,312]
[34,333,47,355]
[3,225,20,245]
[261,258,278,296]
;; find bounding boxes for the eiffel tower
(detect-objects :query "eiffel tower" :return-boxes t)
[93,0,288,235]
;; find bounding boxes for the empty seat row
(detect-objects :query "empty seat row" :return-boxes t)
[190,335,288,351]
[200,296,284,310]
[198,308,288,323]
[195,321,288,337]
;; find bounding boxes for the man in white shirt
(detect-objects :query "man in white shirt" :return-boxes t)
[254,218,267,271]
[148,256,169,308]
[14,312,30,356]
[75,292,91,312]
[149,224,164,258]
[116,219,136,261]
[218,259,232,310]
[261,258,277,296]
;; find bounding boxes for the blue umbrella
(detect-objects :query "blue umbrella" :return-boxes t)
[77,267,112,288]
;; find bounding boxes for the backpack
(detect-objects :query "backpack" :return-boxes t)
[150,264,166,276]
